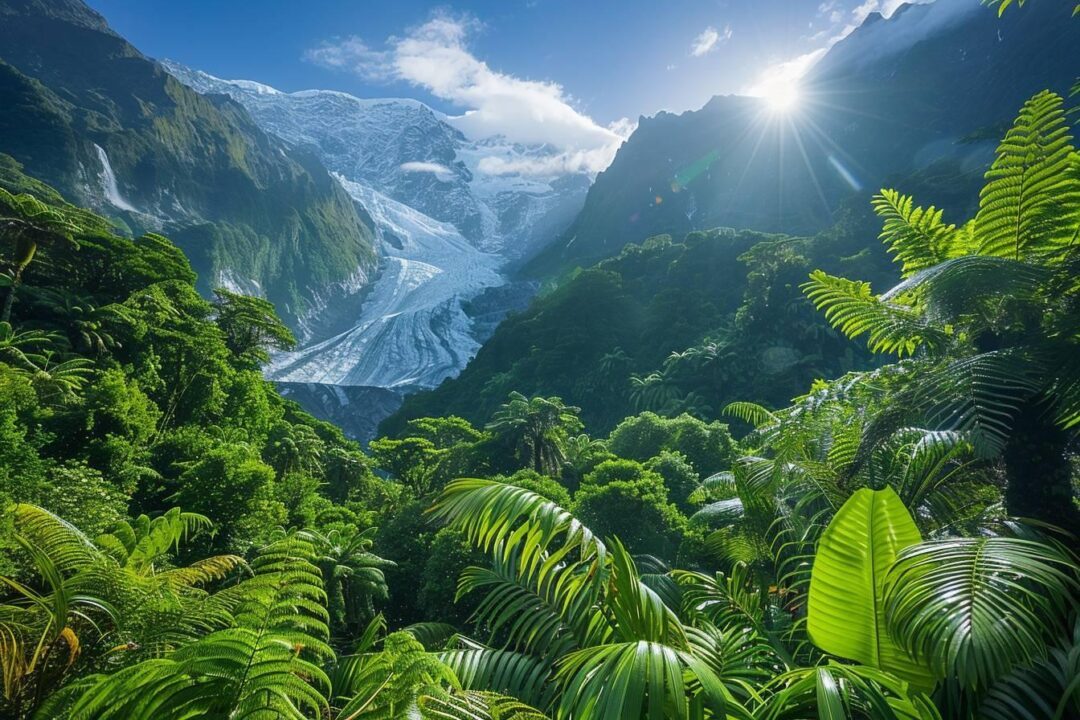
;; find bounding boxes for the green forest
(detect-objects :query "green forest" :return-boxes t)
[2,6,1080,720]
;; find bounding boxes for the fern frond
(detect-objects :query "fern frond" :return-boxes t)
[803,270,943,357]
[873,189,959,277]
[419,691,550,720]
[722,401,777,428]
[975,90,1080,260]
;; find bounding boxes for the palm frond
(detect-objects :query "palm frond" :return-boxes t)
[437,648,553,710]
[883,537,1079,689]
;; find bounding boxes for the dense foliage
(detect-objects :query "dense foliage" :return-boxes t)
[2,11,1080,719]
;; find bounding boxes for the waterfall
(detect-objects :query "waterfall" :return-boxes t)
[94,143,137,212]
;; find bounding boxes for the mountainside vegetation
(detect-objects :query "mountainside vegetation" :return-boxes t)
[388,196,901,434]
[0,0,377,331]
[1,2,1079,719]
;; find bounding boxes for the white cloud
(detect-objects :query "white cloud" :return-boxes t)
[400,161,454,180]
[305,13,629,176]
[690,24,732,57]
[303,37,390,80]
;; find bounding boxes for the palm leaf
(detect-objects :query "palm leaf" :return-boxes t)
[437,648,553,710]
[756,663,941,720]
[883,537,1079,689]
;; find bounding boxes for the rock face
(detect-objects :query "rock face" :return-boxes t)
[276,383,405,443]
[0,0,378,333]
[164,63,590,438]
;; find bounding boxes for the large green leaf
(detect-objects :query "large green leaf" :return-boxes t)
[807,487,935,690]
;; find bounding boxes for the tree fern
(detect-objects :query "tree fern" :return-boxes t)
[332,631,463,720]
[64,536,333,719]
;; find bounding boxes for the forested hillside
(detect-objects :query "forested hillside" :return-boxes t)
[1,1,1079,719]
[0,0,377,331]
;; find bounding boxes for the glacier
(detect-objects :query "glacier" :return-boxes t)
[269,180,503,389]
[164,61,589,435]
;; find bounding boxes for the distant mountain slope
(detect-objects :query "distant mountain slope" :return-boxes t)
[384,216,893,436]
[0,0,377,333]
[526,0,1078,277]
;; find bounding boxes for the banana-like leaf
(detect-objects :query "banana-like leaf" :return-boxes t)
[807,487,936,690]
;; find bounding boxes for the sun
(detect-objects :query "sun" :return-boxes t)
[760,81,800,113]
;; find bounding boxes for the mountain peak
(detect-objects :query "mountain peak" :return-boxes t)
[0,0,114,35]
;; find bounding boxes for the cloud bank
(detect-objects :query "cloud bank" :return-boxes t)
[305,14,630,176]
[399,161,454,180]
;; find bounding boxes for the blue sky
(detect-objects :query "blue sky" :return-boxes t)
[87,0,916,170]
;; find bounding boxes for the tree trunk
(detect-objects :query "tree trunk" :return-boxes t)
[1003,401,1080,544]
[533,435,543,474]
[1,266,24,324]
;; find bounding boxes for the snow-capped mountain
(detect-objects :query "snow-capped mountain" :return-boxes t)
[164,62,588,261]
[164,62,589,434]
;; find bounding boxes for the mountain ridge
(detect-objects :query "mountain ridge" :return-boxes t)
[523,0,1078,278]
